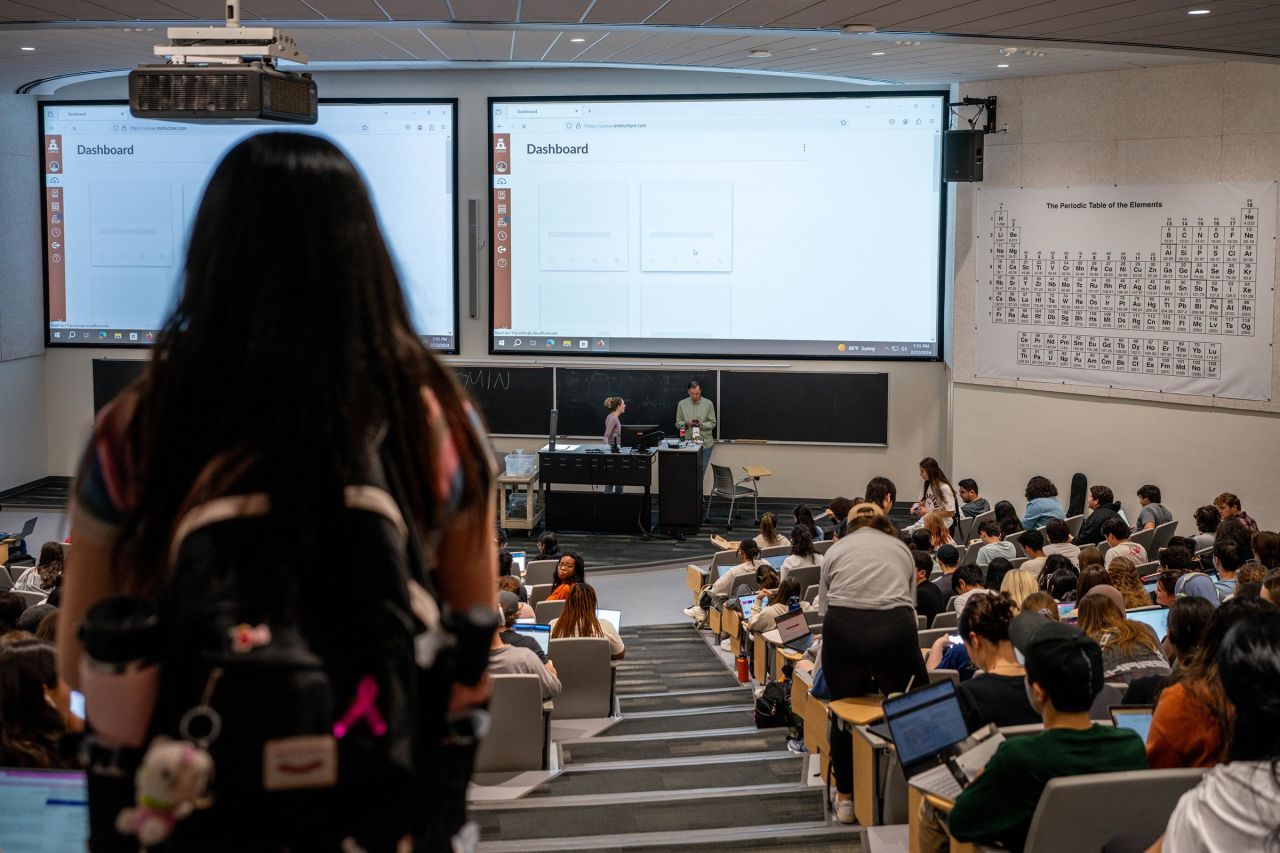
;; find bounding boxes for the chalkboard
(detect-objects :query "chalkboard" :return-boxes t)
[720,371,888,444]
[555,368,718,439]
[92,358,146,415]
[454,365,554,436]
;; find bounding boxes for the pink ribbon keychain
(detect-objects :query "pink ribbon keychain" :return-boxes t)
[333,676,387,739]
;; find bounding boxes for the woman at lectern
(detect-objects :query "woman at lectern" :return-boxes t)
[603,397,625,494]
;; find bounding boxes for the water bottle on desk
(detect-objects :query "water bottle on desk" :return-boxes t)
[679,426,686,445]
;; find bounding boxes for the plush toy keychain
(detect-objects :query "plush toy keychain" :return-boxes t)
[115,737,214,846]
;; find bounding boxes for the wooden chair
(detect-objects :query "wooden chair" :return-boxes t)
[703,464,758,530]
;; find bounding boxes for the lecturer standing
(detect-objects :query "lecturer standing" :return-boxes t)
[675,380,717,480]
[602,397,625,494]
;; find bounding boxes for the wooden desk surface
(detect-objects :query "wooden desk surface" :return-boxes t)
[496,470,539,484]
[828,695,885,726]
[743,465,773,478]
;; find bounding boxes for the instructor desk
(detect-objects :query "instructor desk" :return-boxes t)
[539,444,702,535]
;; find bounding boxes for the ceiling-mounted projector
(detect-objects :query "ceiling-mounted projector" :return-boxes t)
[129,0,317,124]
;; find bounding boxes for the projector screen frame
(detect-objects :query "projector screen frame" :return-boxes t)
[39,97,462,353]
[487,90,950,362]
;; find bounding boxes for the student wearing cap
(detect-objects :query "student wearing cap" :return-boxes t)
[497,590,547,663]
[925,612,1147,852]
[489,603,562,699]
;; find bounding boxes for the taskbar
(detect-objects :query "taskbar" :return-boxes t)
[493,334,936,358]
[49,328,457,351]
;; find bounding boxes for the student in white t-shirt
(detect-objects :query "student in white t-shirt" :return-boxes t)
[549,582,626,659]
[1102,517,1147,566]
[908,457,957,531]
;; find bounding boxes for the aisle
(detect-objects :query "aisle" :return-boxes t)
[473,623,860,852]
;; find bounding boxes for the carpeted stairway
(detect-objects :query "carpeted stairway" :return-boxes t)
[472,623,861,851]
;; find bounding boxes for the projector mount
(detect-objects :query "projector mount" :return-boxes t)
[152,0,308,67]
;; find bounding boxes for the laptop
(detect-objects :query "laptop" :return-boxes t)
[1143,580,1158,594]
[510,551,527,576]
[773,608,813,652]
[1057,602,1076,620]
[512,623,551,654]
[596,608,622,629]
[737,594,759,614]
[882,679,1007,802]
[0,768,88,852]
[1110,705,1156,741]
[765,554,786,570]
[1126,606,1169,639]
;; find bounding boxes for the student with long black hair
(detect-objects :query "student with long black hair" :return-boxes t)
[58,133,496,851]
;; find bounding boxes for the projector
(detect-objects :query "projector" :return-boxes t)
[129,62,317,124]
[131,2,316,124]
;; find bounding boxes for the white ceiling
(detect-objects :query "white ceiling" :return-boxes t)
[1,0,1277,92]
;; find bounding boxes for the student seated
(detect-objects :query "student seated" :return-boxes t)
[913,550,945,626]
[1212,533,1250,598]
[498,576,534,618]
[1146,597,1273,770]
[1018,528,1048,577]
[822,496,854,540]
[1102,517,1146,566]
[793,504,825,542]
[12,543,64,596]
[547,551,586,601]
[1020,591,1060,620]
[993,500,1024,538]
[1252,531,1280,572]
[497,591,544,661]
[1040,519,1081,567]
[1076,591,1170,685]
[910,527,935,553]
[1107,556,1155,609]
[1047,565,1079,602]
[1134,485,1173,531]
[684,540,768,623]
[1034,553,1076,592]
[932,544,960,599]
[746,578,814,634]
[537,531,563,561]
[1076,485,1124,546]
[1263,569,1280,606]
[951,563,989,613]
[488,623,561,699]
[0,639,73,767]
[1122,597,1214,708]
[0,594,27,636]
[1156,606,1280,851]
[984,556,1014,593]
[1212,491,1257,533]
[932,612,1147,852]
[1190,505,1220,552]
[549,583,624,660]
[956,478,990,517]
[953,592,1040,730]
[999,569,1039,605]
[923,512,954,549]
[753,512,789,550]
[779,525,823,582]
[976,520,1015,567]
[1021,475,1067,530]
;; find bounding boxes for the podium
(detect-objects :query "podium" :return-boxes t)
[658,445,702,532]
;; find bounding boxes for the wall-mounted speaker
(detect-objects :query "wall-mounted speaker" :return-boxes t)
[943,129,984,182]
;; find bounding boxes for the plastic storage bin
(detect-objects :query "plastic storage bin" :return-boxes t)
[504,451,536,477]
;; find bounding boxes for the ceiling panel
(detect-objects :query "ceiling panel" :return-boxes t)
[366,27,431,57]
[509,27,561,58]
[449,0,519,22]
[889,0,1049,32]
[518,0,593,22]
[574,29,650,58]
[581,0,666,24]
[238,0,325,19]
[414,26,477,58]
[542,30,609,59]
[467,27,513,59]
[769,0,881,28]
[848,0,972,30]
[135,0,233,16]
[300,0,388,19]
[373,0,450,19]
[646,0,749,25]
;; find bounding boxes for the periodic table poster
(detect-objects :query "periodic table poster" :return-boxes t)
[975,182,1276,402]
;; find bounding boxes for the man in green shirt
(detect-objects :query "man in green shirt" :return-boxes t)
[675,380,717,480]
[920,613,1148,852]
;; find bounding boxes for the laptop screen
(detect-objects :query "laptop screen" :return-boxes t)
[0,769,88,852]
[884,680,970,768]
[596,608,622,629]
[1110,706,1155,742]
[1057,602,1076,619]
[511,551,527,576]
[513,624,551,654]
[738,594,758,613]
[775,609,810,643]
[765,555,786,569]
[1127,606,1169,639]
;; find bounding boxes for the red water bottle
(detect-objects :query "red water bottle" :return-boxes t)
[736,654,750,683]
[679,426,686,444]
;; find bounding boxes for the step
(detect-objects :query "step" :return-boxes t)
[526,752,804,797]
[615,671,740,693]
[472,783,825,842]
[477,821,861,853]
[619,686,754,713]
[559,727,789,765]
[605,706,756,736]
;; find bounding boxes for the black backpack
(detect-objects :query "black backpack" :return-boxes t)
[125,474,457,852]
[754,679,794,729]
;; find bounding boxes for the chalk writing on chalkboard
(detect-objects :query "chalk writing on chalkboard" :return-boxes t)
[456,368,512,391]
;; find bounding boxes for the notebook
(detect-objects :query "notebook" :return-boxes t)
[596,608,622,629]
[0,768,88,853]
[883,679,1006,802]
[773,608,813,652]
[512,623,551,654]
[1110,706,1156,742]
[1126,606,1169,639]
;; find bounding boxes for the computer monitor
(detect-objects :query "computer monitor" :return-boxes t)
[0,769,88,852]
[622,424,662,449]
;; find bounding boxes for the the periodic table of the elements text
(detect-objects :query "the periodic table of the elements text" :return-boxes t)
[990,203,1261,338]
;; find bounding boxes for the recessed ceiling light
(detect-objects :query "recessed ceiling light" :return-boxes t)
[808,47,818,51]
[841,24,877,34]
[570,37,585,42]
[749,49,772,58]
[20,46,35,51]
[1188,8,1211,14]
[997,63,1009,68]
[871,51,885,56]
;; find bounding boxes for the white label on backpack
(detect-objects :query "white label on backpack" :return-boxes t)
[262,735,338,790]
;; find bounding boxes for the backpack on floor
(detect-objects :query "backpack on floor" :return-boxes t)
[754,679,794,729]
